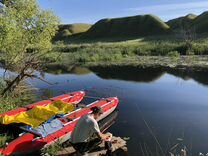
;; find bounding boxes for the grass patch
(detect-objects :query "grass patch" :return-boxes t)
[0,79,36,113]
[41,141,62,156]
[0,133,14,148]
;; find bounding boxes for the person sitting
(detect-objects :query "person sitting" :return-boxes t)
[71,106,113,155]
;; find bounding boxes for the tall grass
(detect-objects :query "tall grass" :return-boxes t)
[48,38,208,66]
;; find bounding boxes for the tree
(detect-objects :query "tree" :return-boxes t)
[0,0,59,95]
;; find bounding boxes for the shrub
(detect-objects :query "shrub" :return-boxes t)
[167,51,180,57]
[192,43,208,55]
[175,42,193,55]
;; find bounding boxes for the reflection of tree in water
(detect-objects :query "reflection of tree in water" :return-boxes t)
[90,66,165,83]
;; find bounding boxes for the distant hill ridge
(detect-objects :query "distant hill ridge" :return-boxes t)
[166,14,197,30]
[82,14,170,39]
[54,23,92,40]
[54,11,208,40]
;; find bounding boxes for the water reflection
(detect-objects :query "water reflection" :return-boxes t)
[45,65,208,86]
[89,66,165,83]
[99,110,118,132]
[90,66,208,86]
[167,68,208,86]
[45,65,91,75]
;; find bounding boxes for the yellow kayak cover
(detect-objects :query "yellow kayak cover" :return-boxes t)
[0,100,75,128]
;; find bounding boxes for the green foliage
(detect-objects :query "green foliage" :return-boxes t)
[192,42,208,55]
[0,92,36,113]
[49,37,208,67]
[0,134,8,147]
[41,141,62,156]
[0,0,59,71]
[0,78,36,113]
[167,51,180,57]
[0,0,59,95]
[0,133,14,148]
[149,42,178,56]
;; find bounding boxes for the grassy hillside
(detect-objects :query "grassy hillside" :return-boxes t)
[192,11,208,33]
[53,11,208,42]
[167,14,197,30]
[167,12,208,34]
[54,23,92,41]
[81,14,170,39]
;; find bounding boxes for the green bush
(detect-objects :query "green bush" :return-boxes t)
[167,51,180,57]
[150,42,177,56]
[192,43,208,55]
[175,42,193,55]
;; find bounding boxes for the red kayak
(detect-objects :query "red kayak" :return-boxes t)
[0,97,119,155]
[0,91,85,117]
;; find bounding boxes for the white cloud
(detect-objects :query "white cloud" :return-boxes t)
[125,1,208,13]
[124,1,208,21]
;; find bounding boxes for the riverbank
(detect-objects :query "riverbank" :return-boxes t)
[45,55,208,74]
[44,36,208,73]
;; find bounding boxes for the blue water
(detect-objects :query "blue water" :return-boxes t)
[1,67,208,155]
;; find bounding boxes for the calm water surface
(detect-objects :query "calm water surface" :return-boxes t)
[1,66,208,155]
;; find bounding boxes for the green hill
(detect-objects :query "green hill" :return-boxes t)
[53,11,208,41]
[82,14,170,39]
[192,11,208,33]
[54,23,92,40]
[167,12,208,34]
[167,14,197,30]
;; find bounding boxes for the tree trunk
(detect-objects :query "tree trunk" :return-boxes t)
[1,72,26,95]
[1,63,31,96]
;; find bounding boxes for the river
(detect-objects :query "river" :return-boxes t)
[1,66,208,155]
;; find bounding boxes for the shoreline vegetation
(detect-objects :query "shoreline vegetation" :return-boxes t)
[45,37,208,73]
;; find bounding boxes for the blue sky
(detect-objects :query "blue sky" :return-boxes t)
[38,0,208,24]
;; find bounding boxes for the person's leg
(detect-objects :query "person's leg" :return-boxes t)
[72,142,88,154]
[85,138,102,152]
[72,138,102,154]
[105,141,113,156]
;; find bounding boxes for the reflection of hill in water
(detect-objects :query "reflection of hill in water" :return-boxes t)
[45,65,208,85]
[89,66,165,83]
[90,66,208,86]
[167,68,208,86]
